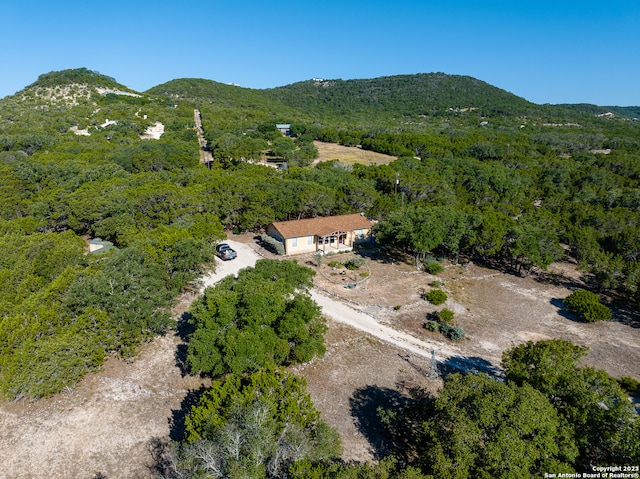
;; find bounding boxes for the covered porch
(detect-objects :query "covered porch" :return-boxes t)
[317,230,353,254]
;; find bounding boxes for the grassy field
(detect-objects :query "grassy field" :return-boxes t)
[314,141,397,166]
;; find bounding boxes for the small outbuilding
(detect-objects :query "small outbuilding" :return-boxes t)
[276,124,292,136]
[88,238,114,254]
[266,213,374,255]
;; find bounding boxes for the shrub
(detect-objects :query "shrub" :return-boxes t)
[344,257,365,270]
[564,289,612,323]
[425,261,444,275]
[424,320,440,332]
[425,289,447,305]
[437,308,455,324]
[440,323,465,341]
[328,260,342,268]
[618,376,640,395]
[260,234,285,255]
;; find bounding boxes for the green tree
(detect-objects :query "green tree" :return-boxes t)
[425,289,447,305]
[564,289,612,322]
[187,259,327,376]
[63,247,173,356]
[418,373,576,479]
[171,368,341,478]
[502,340,639,467]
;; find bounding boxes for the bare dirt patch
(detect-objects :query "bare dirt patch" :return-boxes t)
[313,141,397,166]
[304,248,640,378]
[292,247,640,461]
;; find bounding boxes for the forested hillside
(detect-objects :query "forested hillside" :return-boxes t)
[1,68,638,476]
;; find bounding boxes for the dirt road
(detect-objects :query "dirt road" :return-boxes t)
[310,290,460,360]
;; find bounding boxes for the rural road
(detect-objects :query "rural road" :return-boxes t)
[200,240,474,368]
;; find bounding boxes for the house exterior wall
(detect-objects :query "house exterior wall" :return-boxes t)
[284,235,316,255]
[266,224,284,242]
[346,228,371,245]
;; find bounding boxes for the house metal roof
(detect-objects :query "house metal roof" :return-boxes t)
[270,213,373,239]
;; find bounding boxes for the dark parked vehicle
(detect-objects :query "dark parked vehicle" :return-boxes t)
[215,243,237,260]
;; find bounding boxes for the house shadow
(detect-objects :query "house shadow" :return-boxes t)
[168,385,209,441]
[349,385,412,459]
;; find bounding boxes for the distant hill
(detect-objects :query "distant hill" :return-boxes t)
[263,73,541,118]
[145,73,545,123]
[2,68,638,133]
[146,78,262,104]
[24,68,126,91]
[557,103,640,120]
[11,68,140,109]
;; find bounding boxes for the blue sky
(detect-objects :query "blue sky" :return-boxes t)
[2,1,638,105]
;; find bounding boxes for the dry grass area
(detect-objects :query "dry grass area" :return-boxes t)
[313,141,397,166]
[1,240,638,476]
[295,248,640,461]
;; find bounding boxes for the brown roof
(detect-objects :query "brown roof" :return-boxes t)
[270,214,373,239]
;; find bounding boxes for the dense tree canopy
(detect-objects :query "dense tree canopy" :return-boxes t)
[502,340,639,468]
[187,259,327,376]
[418,373,577,479]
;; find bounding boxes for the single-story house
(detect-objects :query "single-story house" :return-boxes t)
[266,213,374,255]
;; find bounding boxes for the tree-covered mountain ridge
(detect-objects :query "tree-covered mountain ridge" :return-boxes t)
[6,68,639,121]
[148,72,640,122]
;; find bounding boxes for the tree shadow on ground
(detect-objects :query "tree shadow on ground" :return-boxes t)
[174,311,194,377]
[148,436,176,478]
[550,297,582,321]
[550,297,639,328]
[608,302,640,328]
[531,267,586,291]
[168,385,209,442]
[440,355,504,380]
[355,246,413,266]
[349,385,412,459]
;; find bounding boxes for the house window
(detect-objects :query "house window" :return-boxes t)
[292,238,297,247]
[307,236,313,245]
